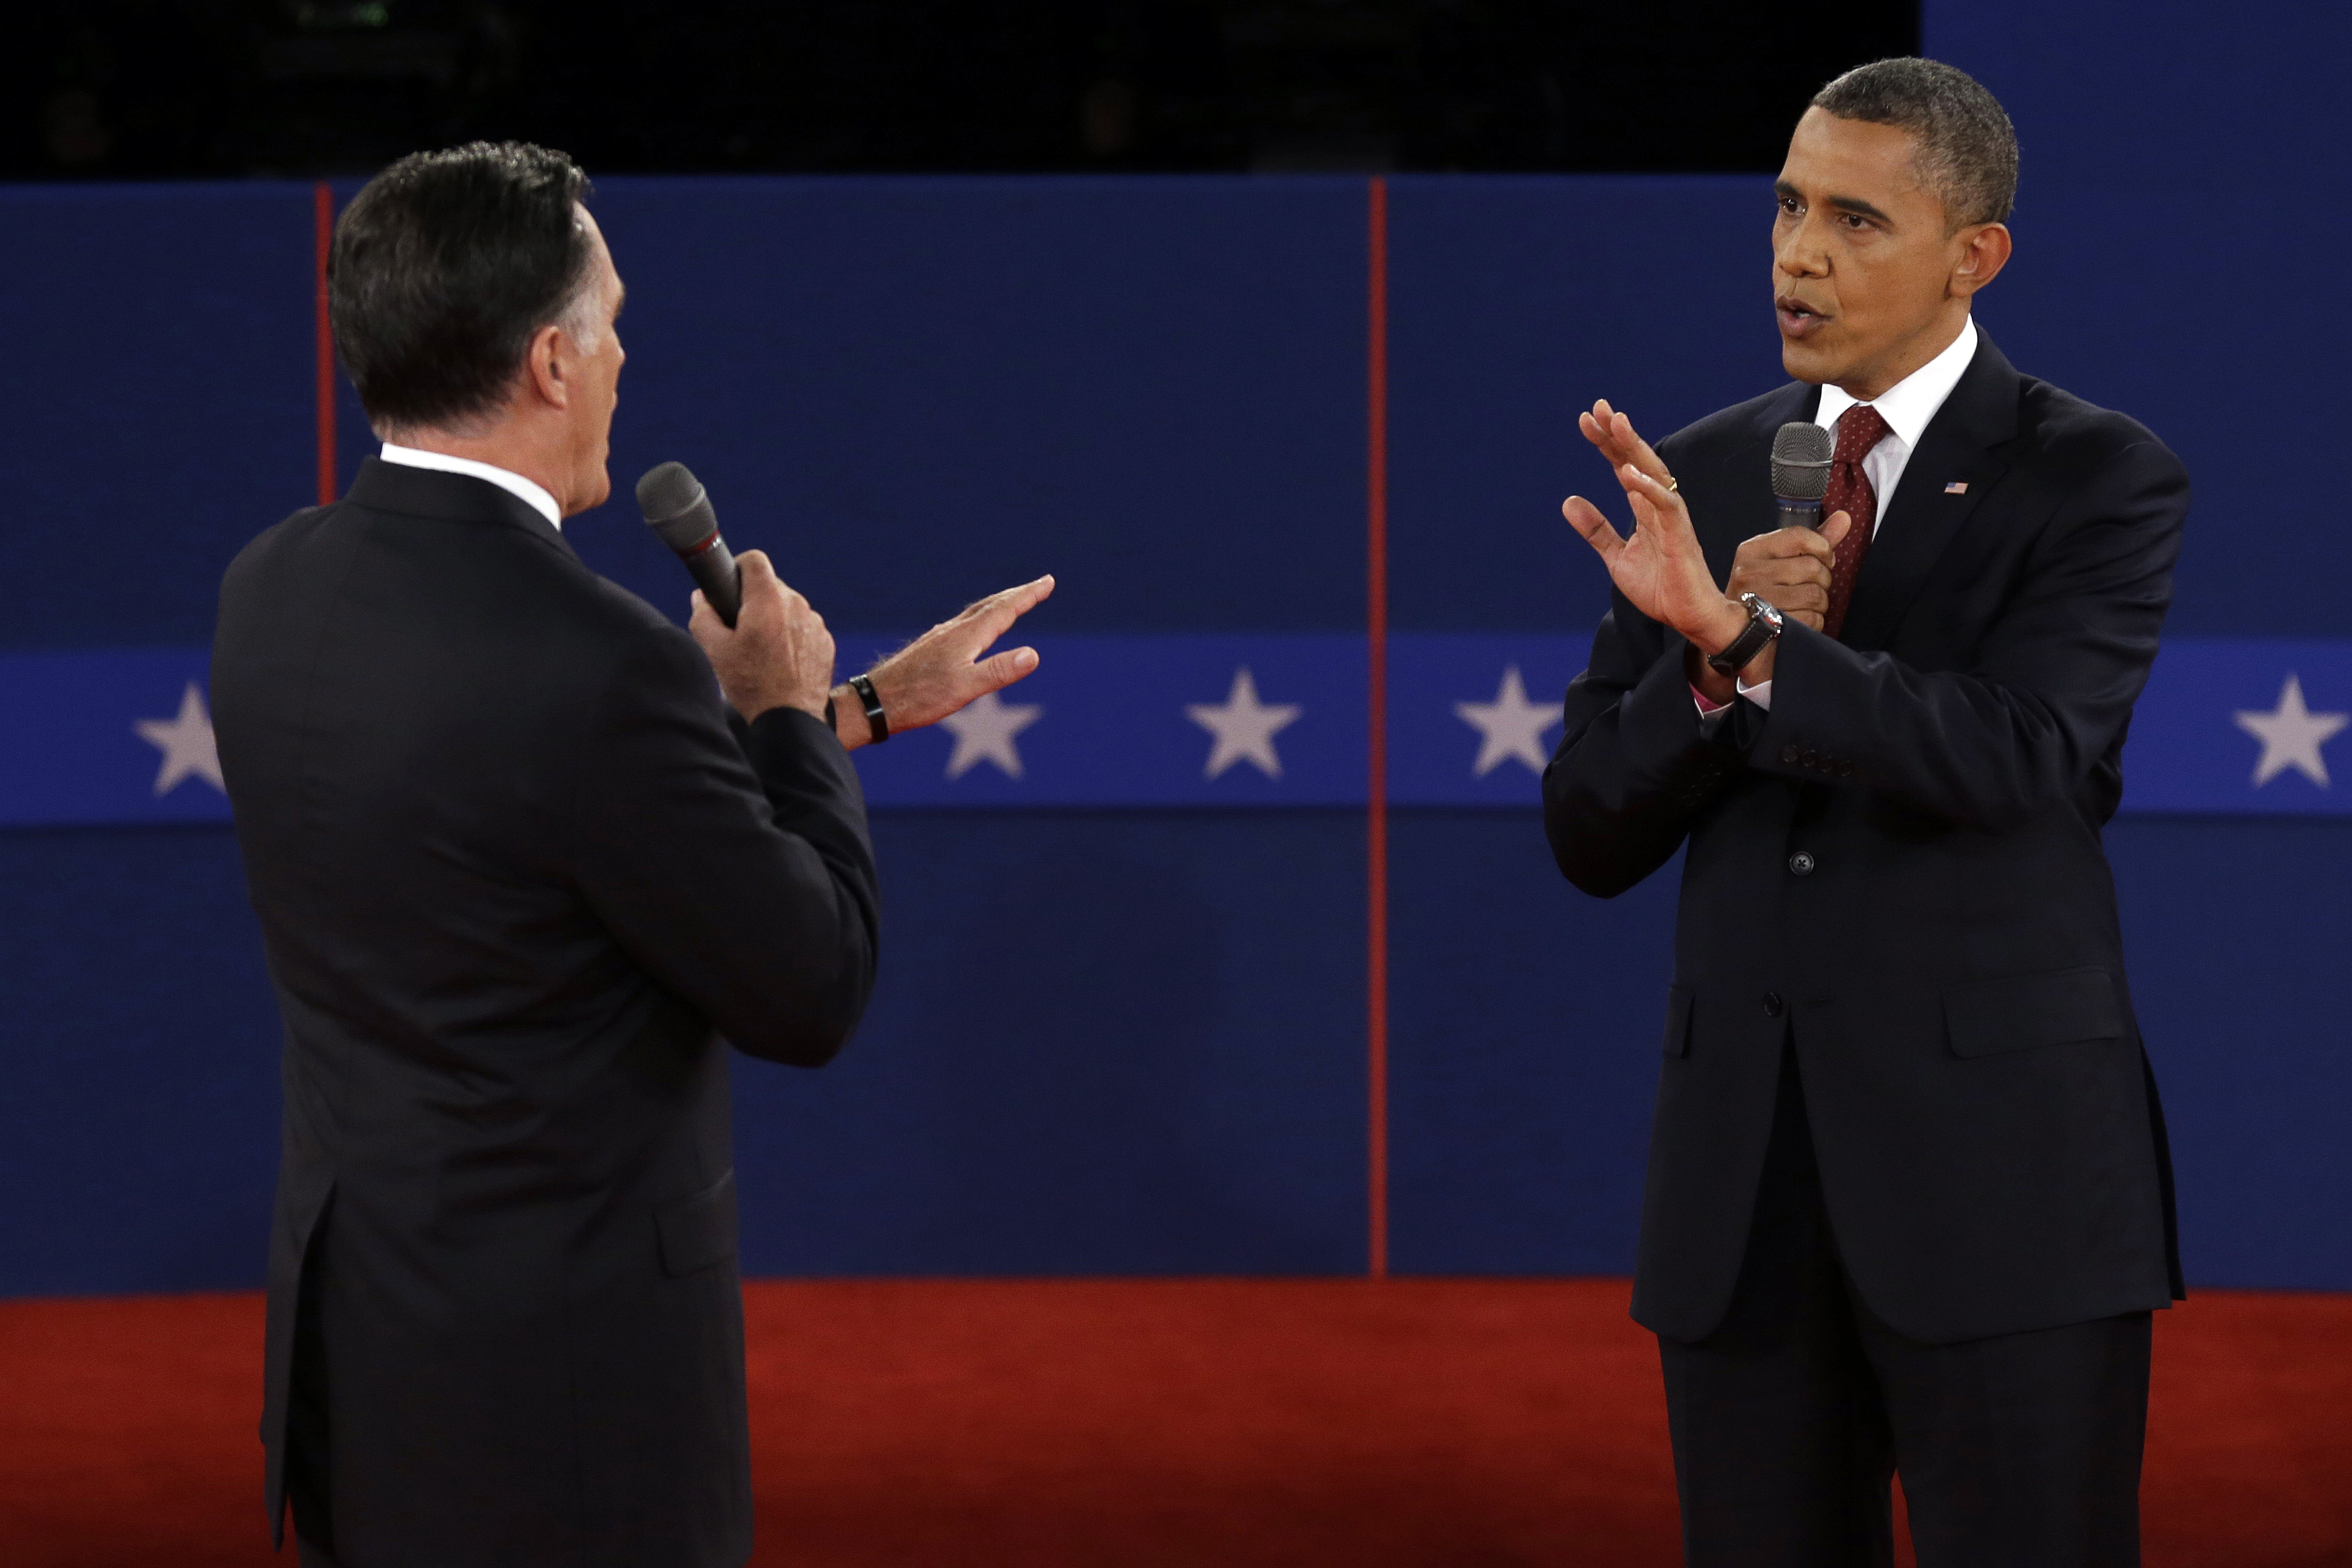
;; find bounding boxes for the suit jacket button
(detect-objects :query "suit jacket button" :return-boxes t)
[1762,991,1786,1018]
[1839,759,1854,778]
[1780,744,1799,764]
[1788,850,1816,876]
[1802,749,1820,769]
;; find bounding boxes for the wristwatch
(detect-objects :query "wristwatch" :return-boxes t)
[1705,593,1785,676]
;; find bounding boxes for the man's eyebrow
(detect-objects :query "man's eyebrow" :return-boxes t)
[1774,180,1897,228]
[1825,193,1895,226]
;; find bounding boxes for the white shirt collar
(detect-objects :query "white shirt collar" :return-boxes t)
[1813,314,1978,452]
[378,442,564,531]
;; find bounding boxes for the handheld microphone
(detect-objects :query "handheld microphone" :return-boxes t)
[1770,421,1833,530]
[636,462,742,627]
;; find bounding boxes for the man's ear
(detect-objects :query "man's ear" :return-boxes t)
[1949,221,2013,301]
[524,323,570,411]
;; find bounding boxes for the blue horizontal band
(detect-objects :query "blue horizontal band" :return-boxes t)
[4,635,2347,824]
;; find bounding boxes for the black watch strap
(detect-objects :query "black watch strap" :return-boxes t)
[848,673,889,744]
[1705,594,1783,676]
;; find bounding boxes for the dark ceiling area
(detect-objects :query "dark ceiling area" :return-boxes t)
[5,2,1920,181]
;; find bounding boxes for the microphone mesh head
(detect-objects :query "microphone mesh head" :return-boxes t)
[1770,421,1834,502]
[635,461,704,523]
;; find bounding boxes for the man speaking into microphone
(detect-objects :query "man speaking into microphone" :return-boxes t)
[211,142,1049,1567]
[1545,60,2186,1565]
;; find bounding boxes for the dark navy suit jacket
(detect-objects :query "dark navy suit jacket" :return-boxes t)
[1543,333,2189,1345]
[214,458,878,1567]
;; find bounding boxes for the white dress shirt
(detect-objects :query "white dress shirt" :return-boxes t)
[378,441,564,531]
[1715,314,1980,713]
[1810,313,1978,542]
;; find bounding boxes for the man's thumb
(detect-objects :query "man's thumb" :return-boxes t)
[1822,510,1854,547]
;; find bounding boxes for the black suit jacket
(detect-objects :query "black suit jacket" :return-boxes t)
[213,459,879,1567]
[1543,333,2189,1346]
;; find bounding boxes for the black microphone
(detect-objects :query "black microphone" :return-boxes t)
[1770,421,1833,530]
[637,462,742,627]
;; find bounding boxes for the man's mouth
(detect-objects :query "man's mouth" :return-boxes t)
[1777,296,1829,339]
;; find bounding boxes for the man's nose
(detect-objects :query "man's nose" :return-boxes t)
[1777,221,1827,277]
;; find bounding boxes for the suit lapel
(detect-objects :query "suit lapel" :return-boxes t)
[1835,332,2023,652]
[1697,383,1819,581]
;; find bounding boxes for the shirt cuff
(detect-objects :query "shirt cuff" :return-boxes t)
[1737,677,1774,711]
[1690,682,1730,718]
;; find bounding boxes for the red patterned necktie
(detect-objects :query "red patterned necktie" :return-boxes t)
[1820,403,1892,640]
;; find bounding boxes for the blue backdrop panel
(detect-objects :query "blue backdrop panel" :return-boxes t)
[1388,816,1675,1277]
[20,635,2348,823]
[1385,175,1785,634]
[1926,0,2352,1287]
[1925,1,2352,640]
[733,812,1367,1277]
[531,177,1372,639]
[0,812,1367,1295]
[0,185,315,652]
[6,61,2352,1296]
[838,633,1369,807]
[1388,814,2352,1293]
[2107,817,2352,1290]
[0,826,280,1297]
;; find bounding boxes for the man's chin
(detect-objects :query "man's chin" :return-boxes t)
[1780,336,1841,387]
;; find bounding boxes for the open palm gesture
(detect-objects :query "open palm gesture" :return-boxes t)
[1561,400,1741,651]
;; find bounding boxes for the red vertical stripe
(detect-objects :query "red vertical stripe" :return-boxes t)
[313,182,336,506]
[1366,177,1391,1282]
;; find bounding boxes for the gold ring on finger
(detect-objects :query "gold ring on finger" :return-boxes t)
[1664,475,1680,493]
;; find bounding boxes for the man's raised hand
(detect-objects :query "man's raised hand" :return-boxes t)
[1577,399,1675,490]
[1562,401,1746,656]
[834,575,1056,750]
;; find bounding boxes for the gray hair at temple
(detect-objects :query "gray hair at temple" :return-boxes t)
[1812,57,2020,230]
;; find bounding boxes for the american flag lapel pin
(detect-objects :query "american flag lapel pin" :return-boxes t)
[1944,481,1969,494]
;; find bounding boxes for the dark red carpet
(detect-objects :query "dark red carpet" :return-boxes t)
[3,1280,2347,1566]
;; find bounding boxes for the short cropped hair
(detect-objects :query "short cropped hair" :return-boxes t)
[329,141,596,434]
[1812,58,2018,228]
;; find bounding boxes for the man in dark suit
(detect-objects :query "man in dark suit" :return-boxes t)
[1544,60,2188,1567]
[213,143,1051,1568]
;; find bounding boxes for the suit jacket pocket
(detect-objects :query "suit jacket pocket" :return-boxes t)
[655,1169,739,1277]
[1661,983,1694,1058]
[1943,967,2123,1059]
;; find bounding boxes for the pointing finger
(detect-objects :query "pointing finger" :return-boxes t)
[993,572,1056,619]
[967,573,1057,644]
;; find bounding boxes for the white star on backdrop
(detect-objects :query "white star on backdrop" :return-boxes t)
[1454,665,1559,776]
[940,690,1043,779]
[134,682,225,796]
[1186,667,1302,780]
[2234,673,2348,788]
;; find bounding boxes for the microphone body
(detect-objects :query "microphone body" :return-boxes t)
[1770,421,1834,531]
[636,462,742,626]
